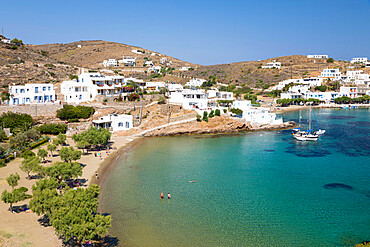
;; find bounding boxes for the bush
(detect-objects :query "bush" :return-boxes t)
[327,58,334,63]
[56,105,95,120]
[0,112,34,132]
[21,150,36,159]
[315,85,327,92]
[37,123,67,135]
[196,114,202,122]
[208,110,215,118]
[202,111,208,122]
[215,109,221,116]
[230,108,243,116]
[223,109,227,113]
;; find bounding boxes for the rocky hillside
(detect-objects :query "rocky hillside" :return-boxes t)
[180,55,355,89]
[28,40,197,69]
[0,41,77,86]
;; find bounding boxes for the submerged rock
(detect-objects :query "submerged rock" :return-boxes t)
[323,183,353,190]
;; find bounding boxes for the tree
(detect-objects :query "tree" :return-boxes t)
[0,112,34,132]
[202,111,208,122]
[59,147,81,163]
[208,110,215,118]
[21,150,36,159]
[20,157,41,179]
[2,187,31,211]
[53,133,66,146]
[46,162,82,183]
[76,140,90,155]
[215,109,221,116]
[196,114,202,122]
[72,127,111,148]
[37,148,48,162]
[29,178,60,216]
[6,173,20,189]
[69,74,79,80]
[327,58,334,63]
[50,185,111,246]
[47,144,57,157]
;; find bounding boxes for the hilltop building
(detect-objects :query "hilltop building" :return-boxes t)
[9,84,56,105]
[307,55,328,59]
[103,59,118,67]
[351,57,367,64]
[262,61,281,69]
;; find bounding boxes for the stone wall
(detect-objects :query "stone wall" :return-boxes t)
[0,104,63,118]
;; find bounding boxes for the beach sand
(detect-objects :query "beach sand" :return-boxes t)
[0,134,139,246]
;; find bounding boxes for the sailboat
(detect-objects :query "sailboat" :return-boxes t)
[292,105,325,141]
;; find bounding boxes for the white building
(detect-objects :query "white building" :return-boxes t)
[262,61,281,69]
[185,78,206,88]
[340,86,358,98]
[179,67,191,71]
[167,83,183,92]
[232,100,283,126]
[351,57,368,64]
[1,38,11,44]
[147,66,161,73]
[119,56,136,66]
[160,57,172,65]
[103,59,118,67]
[145,81,166,92]
[272,77,323,91]
[92,114,133,132]
[365,62,370,68]
[61,72,125,103]
[321,68,342,81]
[131,49,145,54]
[9,84,56,105]
[168,89,208,110]
[307,55,328,59]
[144,60,154,66]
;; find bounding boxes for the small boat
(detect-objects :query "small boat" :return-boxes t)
[292,105,324,141]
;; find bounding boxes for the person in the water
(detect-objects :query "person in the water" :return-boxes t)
[161,192,164,199]
[168,193,171,199]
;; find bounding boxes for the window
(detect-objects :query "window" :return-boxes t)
[15,89,18,93]
[43,87,46,91]
[35,87,39,93]
[79,95,82,99]
[48,87,51,91]
[125,122,130,128]
[118,122,123,127]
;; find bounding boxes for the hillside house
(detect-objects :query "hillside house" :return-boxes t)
[185,78,206,88]
[61,72,125,103]
[92,114,133,132]
[321,68,342,81]
[307,55,328,59]
[340,87,358,98]
[351,57,367,64]
[103,59,118,67]
[119,56,136,66]
[262,61,281,69]
[9,84,56,105]
[148,66,161,73]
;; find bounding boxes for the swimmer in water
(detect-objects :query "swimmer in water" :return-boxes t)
[161,192,164,199]
[167,193,171,199]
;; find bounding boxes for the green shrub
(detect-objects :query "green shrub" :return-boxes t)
[202,111,208,122]
[230,108,243,116]
[215,109,221,116]
[21,150,36,159]
[0,112,33,132]
[209,110,215,118]
[196,114,202,122]
[56,105,95,120]
[223,109,227,113]
[37,123,67,135]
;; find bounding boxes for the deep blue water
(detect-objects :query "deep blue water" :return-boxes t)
[100,108,370,246]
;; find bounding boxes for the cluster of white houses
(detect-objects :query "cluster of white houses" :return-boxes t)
[276,67,370,102]
[103,56,137,67]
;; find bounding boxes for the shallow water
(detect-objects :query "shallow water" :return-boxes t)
[100,108,370,246]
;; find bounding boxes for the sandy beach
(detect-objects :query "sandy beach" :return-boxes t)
[0,134,140,246]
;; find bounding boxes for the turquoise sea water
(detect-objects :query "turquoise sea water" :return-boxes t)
[100,108,370,246]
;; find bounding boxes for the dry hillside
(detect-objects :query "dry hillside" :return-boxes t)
[28,40,197,69]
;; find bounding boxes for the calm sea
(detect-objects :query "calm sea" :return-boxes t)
[100,108,370,246]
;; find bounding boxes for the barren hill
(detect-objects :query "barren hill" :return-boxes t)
[27,40,197,69]
[180,55,355,89]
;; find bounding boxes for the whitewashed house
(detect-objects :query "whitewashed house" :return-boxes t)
[144,60,154,66]
[168,89,208,110]
[92,114,133,132]
[365,62,370,68]
[179,67,190,71]
[119,56,136,66]
[272,77,322,91]
[147,66,161,73]
[145,81,166,92]
[262,61,281,69]
[160,57,172,66]
[61,72,125,103]
[1,38,11,44]
[167,83,183,92]
[307,55,328,59]
[9,84,56,105]
[103,59,118,67]
[340,87,358,98]
[321,68,342,81]
[351,57,368,64]
[185,78,206,88]
[131,49,145,54]
[232,100,283,126]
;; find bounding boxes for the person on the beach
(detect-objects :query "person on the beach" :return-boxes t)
[161,192,164,199]
[168,193,171,199]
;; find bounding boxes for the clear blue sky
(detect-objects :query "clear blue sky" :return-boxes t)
[1,0,369,65]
